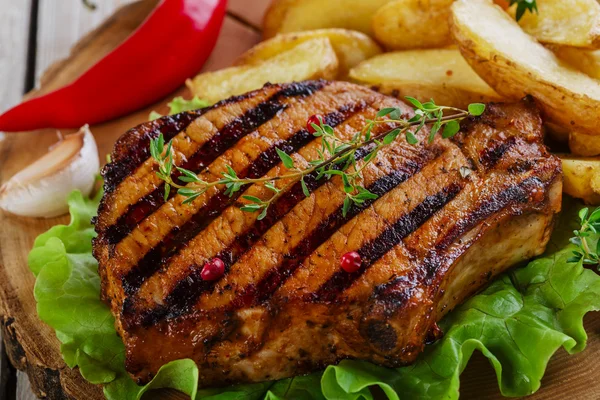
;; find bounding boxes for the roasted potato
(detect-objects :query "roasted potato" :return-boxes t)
[186,39,338,104]
[551,46,600,79]
[560,156,600,204]
[512,0,600,49]
[349,49,502,109]
[451,0,600,136]
[235,29,382,77]
[570,131,600,157]
[262,0,392,38]
[371,0,454,50]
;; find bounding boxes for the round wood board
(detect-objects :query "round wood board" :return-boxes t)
[0,1,598,399]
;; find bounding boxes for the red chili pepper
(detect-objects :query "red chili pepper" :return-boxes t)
[0,0,226,132]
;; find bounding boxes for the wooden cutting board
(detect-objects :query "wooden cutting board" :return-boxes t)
[0,1,598,399]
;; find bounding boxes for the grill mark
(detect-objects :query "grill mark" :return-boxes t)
[102,111,203,194]
[120,100,368,299]
[103,81,326,245]
[248,164,428,306]
[155,145,378,317]
[313,183,463,302]
[479,136,518,170]
[373,176,543,309]
[433,176,540,256]
[159,149,366,312]
[101,85,289,195]
[136,147,431,326]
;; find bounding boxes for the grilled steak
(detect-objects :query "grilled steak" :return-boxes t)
[93,80,562,386]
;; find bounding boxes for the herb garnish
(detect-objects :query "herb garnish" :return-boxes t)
[510,0,538,21]
[82,0,97,11]
[150,98,485,220]
[569,207,600,267]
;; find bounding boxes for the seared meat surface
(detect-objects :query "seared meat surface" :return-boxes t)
[93,81,562,386]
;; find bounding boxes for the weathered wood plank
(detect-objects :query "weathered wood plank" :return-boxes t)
[35,0,137,87]
[0,0,32,111]
[0,1,33,397]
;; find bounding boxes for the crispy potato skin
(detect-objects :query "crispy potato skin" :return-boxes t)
[551,46,600,80]
[371,0,454,50]
[262,0,392,38]
[349,49,502,109]
[186,39,338,103]
[570,131,600,157]
[561,156,600,204]
[451,0,600,136]
[235,29,382,77]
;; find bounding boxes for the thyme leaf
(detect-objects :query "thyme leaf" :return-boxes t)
[509,0,538,21]
[569,207,600,267]
[149,99,486,218]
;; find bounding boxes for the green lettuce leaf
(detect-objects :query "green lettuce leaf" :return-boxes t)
[28,191,201,399]
[28,192,600,400]
[321,201,600,399]
[150,96,210,120]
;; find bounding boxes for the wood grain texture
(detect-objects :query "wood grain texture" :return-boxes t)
[32,0,157,96]
[0,0,31,111]
[1,1,599,400]
[35,0,138,87]
[0,0,33,397]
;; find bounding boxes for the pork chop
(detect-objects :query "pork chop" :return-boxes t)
[93,80,562,386]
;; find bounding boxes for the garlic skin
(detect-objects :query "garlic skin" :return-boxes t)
[0,125,99,218]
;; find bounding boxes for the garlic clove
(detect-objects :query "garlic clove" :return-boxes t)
[0,125,99,218]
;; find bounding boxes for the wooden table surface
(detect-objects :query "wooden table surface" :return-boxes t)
[0,1,263,398]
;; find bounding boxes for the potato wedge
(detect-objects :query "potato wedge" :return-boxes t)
[451,0,600,136]
[186,38,338,104]
[512,0,600,49]
[371,0,454,50]
[349,49,502,109]
[551,46,600,79]
[570,131,600,157]
[235,29,382,77]
[263,0,392,38]
[560,155,600,204]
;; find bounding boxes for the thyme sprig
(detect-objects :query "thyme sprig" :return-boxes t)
[149,98,485,220]
[569,207,600,268]
[510,0,538,21]
[82,0,97,11]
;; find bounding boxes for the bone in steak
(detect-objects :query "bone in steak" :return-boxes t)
[93,80,562,386]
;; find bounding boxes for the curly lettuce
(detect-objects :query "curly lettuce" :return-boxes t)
[28,192,600,399]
